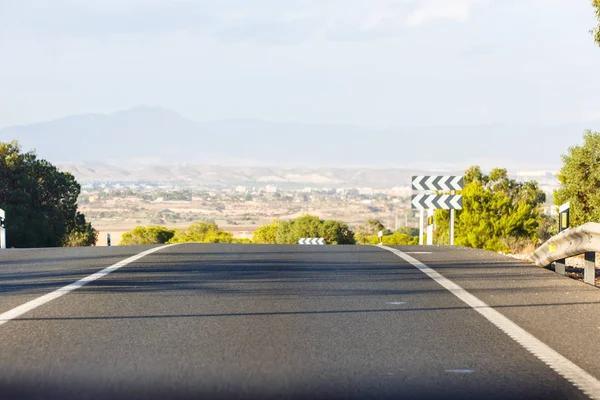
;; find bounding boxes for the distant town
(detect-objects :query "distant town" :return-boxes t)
[78,170,559,246]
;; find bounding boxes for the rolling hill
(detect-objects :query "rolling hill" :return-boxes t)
[1,105,597,170]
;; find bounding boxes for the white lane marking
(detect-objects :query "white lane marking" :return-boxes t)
[0,244,178,327]
[405,252,433,255]
[446,370,475,374]
[380,245,600,400]
[386,302,408,305]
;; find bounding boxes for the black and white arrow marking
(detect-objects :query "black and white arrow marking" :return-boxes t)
[412,176,464,191]
[411,194,463,210]
[298,238,325,245]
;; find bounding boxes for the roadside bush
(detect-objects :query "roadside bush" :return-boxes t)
[383,233,419,246]
[319,219,355,245]
[167,222,233,244]
[356,235,380,245]
[355,233,418,246]
[254,214,355,245]
[120,226,176,246]
[63,222,99,247]
[252,221,279,244]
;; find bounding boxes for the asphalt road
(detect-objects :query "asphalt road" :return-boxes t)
[1,244,600,399]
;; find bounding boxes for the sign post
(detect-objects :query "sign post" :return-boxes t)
[107,233,111,247]
[426,210,434,246]
[419,210,424,245]
[450,208,456,246]
[0,209,5,249]
[412,176,463,246]
[450,190,456,246]
[555,202,571,275]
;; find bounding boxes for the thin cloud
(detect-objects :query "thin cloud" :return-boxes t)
[0,0,490,44]
[405,0,489,28]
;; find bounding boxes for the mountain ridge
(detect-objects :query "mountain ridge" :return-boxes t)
[1,105,597,169]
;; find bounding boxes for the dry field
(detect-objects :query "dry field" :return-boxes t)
[83,197,414,246]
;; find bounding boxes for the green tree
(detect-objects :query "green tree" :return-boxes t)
[319,220,356,245]
[0,141,97,248]
[356,219,385,244]
[63,212,99,246]
[255,214,356,245]
[290,214,322,240]
[168,222,233,244]
[593,0,600,46]
[435,166,545,252]
[274,220,295,244]
[252,221,280,244]
[358,219,385,235]
[120,226,176,246]
[554,130,600,226]
[395,226,419,237]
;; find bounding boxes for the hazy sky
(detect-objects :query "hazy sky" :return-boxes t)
[1,0,599,129]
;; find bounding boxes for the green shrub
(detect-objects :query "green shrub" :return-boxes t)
[254,214,355,245]
[167,222,233,244]
[120,226,176,246]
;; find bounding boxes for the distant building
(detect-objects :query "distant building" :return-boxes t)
[359,187,375,196]
[265,185,278,194]
[235,186,248,194]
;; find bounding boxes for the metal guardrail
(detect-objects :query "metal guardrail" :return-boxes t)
[529,222,600,286]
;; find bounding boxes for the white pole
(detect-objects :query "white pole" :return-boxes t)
[427,209,434,246]
[419,209,424,245]
[0,209,6,249]
[450,209,455,246]
[450,190,455,246]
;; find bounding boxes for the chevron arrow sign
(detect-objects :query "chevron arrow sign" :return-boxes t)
[411,195,463,210]
[412,176,463,191]
[298,238,325,245]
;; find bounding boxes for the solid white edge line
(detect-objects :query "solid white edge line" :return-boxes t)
[0,244,178,326]
[380,245,600,400]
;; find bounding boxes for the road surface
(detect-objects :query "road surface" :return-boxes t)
[1,244,600,399]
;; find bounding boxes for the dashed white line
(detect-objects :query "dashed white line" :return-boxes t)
[380,245,600,400]
[0,244,178,327]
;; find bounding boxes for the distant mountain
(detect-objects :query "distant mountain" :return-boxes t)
[0,106,200,164]
[1,105,598,169]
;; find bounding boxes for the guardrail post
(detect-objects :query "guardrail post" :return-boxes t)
[0,208,5,250]
[555,259,566,276]
[584,252,596,286]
